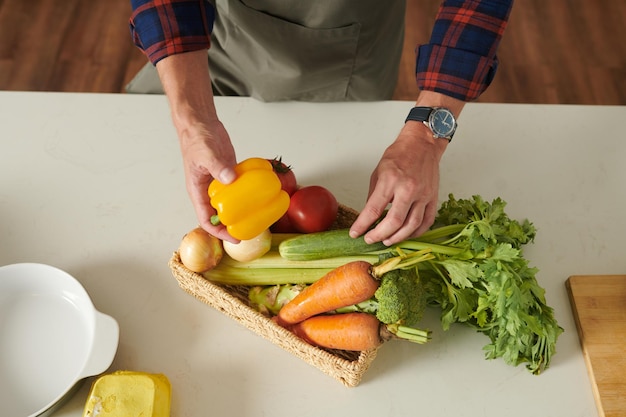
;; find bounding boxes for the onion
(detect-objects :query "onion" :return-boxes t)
[223,229,272,262]
[179,227,224,272]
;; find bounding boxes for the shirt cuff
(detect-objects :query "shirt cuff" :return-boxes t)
[415,44,499,102]
[129,1,215,65]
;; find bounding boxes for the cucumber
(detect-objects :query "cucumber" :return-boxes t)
[278,229,388,261]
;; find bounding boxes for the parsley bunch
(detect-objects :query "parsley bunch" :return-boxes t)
[397,194,563,375]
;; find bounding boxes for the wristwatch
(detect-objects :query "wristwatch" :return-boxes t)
[405,106,457,141]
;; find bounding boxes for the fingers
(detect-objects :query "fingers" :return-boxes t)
[179,121,239,242]
[353,186,436,246]
[369,201,425,246]
[185,171,237,243]
[349,175,388,240]
[414,198,438,237]
[372,197,437,246]
[350,126,444,245]
[349,168,437,245]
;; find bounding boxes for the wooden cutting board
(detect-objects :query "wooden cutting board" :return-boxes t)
[566,275,626,417]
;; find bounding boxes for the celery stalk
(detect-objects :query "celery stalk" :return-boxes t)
[203,264,333,285]
[219,251,380,270]
[411,224,466,243]
[204,248,380,285]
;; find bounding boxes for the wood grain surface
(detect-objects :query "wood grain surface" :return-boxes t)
[0,0,624,104]
[566,275,626,417]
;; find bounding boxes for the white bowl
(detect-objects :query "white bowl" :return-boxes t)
[0,263,119,417]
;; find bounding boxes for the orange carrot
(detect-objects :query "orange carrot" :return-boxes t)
[291,312,384,351]
[291,312,432,351]
[277,261,378,326]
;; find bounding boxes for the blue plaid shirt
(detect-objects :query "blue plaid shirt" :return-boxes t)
[130,0,513,101]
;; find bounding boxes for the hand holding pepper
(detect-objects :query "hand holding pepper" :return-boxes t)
[209,158,290,240]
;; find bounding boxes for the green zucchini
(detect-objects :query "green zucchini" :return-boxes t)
[278,229,388,261]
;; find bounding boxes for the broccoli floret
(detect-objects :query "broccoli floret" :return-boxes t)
[334,266,427,328]
[335,266,430,344]
[374,267,426,327]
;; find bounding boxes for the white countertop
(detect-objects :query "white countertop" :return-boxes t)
[2,91,622,417]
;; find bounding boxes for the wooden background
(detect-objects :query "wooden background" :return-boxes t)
[1,0,624,105]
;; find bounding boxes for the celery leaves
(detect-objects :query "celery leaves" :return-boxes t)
[407,194,563,375]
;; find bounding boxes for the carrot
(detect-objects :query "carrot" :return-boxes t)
[276,261,378,326]
[291,312,432,351]
[291,312,384,351]
[277,250,434,326]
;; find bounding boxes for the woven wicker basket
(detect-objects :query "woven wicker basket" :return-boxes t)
[168,205,379,387]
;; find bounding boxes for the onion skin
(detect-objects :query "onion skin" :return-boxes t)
[223,229,272,262]
[179,227,224,272]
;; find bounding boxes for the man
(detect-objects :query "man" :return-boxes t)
[128,0,513,245]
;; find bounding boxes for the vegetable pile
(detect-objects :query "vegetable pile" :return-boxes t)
[274,252,434,350]
[178,156,563,375]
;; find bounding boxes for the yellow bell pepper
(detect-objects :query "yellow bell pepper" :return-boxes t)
[208,157,290,240]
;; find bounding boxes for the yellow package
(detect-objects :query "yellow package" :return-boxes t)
[83,371,171,417]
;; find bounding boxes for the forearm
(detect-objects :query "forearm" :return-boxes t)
[156,50,219,138]
[156,49,237,238]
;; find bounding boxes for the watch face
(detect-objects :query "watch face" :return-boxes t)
[430,108,456,138]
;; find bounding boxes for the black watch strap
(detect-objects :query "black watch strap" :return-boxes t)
[405,107,432,123]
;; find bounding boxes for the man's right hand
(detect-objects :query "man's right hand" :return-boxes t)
[156,50,239,242]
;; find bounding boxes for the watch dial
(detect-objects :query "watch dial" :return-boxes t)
[432,109,455,136]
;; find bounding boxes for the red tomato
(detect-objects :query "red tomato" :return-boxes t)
[287,186,338,233]
[270,212,297,233]
[268,156,297,196]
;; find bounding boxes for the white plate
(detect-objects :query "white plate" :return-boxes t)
[0,263,119,417]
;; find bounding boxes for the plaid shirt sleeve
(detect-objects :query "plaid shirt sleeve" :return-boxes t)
[129,0,215,65]
[416,0,514,101]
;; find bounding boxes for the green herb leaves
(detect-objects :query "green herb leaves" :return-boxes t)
[404,194,563,375]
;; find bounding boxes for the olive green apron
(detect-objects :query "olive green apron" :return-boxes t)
[126,0,405,102]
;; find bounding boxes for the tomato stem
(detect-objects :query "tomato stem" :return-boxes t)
[269,156,293,174]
